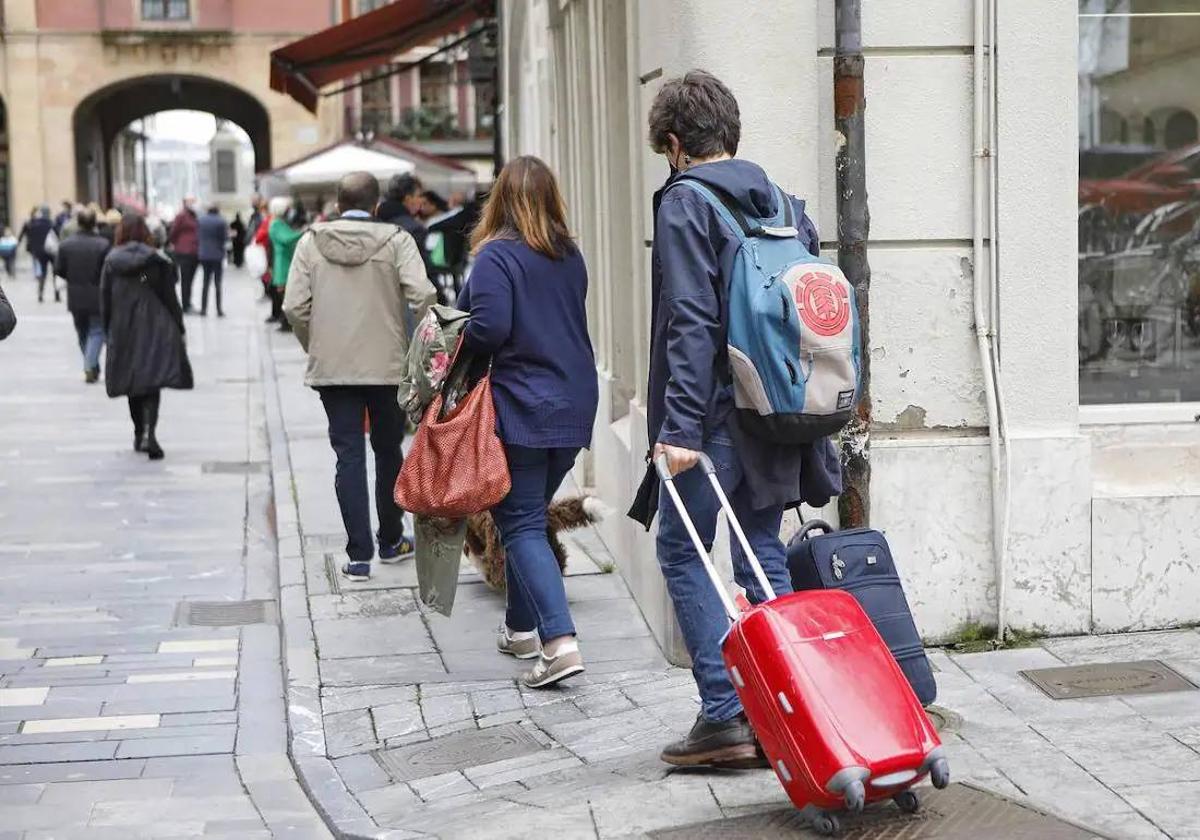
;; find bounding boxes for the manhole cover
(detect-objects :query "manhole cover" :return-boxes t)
[925,705,962,735]
[201,461,269,475]
[176,600,278,627]
[324,554,414,595]
[373,723,545,782]
[648,783,1107,839]
[1021,660,1196,700]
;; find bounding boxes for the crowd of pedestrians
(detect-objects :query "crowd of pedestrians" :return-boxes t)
[0,69,837,776]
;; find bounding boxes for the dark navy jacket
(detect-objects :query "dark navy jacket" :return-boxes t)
[457,238,598,450]
[647,159,842,510]
[197,211,229,263]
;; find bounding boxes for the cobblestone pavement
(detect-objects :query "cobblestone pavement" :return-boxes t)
[7,260,1200,839]
[0,267,332,839]
[266,302,1200,840]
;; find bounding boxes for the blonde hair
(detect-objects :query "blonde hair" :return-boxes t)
[470,156,572,259]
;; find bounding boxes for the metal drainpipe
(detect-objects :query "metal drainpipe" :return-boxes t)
[972,0,1009,641]
[834,0,872,528]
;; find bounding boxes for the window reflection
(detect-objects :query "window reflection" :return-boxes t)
[1079,1,1200,404]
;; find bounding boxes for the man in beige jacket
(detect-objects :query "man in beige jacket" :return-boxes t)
[284,171,437,582]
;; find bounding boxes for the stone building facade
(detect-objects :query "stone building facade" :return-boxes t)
[503,0,1200,661]
[0,0,342,220]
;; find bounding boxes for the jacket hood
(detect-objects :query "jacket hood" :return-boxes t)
[309,219,397,266]
[678,159,782,220]
[107,242,167,274]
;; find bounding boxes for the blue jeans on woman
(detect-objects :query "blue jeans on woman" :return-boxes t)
[655,430,792,723]
[491,445,579,641]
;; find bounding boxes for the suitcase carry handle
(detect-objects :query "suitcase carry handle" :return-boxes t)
[655,453,778,622]
[794,519,834,542]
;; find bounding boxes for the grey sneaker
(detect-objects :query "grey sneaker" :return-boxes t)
[521,641,585,689]
[497,624,541,660]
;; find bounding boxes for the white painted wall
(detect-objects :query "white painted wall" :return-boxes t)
[501,0,1200,650]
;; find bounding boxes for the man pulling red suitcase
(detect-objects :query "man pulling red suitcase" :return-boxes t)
[657,453,950,835]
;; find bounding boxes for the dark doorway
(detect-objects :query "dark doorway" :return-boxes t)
[0,97,9,228]
[74,75,271,205]
[1165,110,1199,149]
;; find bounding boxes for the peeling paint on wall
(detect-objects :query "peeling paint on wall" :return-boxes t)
[894,404,928,429]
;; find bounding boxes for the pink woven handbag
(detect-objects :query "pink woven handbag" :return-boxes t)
[394,350,510,518]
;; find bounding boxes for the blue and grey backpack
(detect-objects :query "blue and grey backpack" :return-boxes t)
[674,179,862,444]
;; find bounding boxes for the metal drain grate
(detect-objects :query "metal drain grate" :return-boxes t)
[324,554,417,594]
[176,600,278,627]
[201,461,269,475]
[647,783,1107,839]
[373,724,545,782]
[1021,659,1197,700]
[925,705,962,735]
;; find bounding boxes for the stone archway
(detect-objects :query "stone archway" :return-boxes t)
[73,74,272,205]
[1165,110,1199,150]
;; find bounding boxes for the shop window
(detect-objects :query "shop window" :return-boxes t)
[142,0,189,21]
[360,70,393,135]
[357,0,390,13]
[1078,1,1200,404]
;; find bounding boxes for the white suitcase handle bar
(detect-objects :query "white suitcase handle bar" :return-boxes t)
[655,453,778,623]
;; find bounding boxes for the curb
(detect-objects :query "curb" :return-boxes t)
[260,332,384,840]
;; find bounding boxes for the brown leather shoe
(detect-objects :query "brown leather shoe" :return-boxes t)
[661,713,764,768]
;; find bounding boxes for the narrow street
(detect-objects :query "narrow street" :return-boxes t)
[0,266,331,838]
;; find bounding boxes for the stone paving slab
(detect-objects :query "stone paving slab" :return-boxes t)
[0,272,330,839]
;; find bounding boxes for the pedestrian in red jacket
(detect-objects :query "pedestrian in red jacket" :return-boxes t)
[167,197,200,313]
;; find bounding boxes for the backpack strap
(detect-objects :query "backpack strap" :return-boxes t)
[670,179,755,240]
[671,179,800,240]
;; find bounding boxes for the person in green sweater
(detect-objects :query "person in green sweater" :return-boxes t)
[269,196,308,333]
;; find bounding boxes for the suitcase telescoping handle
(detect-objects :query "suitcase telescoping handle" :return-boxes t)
[655,453,778,623]
[794,519,834,542]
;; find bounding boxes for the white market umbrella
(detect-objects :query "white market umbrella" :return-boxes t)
[281,144,415,187]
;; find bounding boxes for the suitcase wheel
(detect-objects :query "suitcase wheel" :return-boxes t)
[893,790,921,814]
[810,812,841,837]
[843,779,865,814]
[930,757,951,790]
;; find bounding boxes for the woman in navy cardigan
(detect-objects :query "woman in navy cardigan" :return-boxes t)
[457,156,598,688]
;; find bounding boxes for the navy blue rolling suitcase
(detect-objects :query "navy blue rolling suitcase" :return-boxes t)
[787,521,937,706]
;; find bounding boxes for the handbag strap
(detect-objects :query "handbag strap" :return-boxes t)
[437,336,491,419]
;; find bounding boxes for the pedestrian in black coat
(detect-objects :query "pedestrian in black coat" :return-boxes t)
[55,208,111,383]
[230,213,247,268]
[17,207,55,302]
[100,213,193,461]
[0,280,15,340]
[379,174,435,279]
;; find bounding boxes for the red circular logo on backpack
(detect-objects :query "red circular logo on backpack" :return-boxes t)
[794,271,850,337]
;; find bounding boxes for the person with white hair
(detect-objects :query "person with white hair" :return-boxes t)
[268,195,305,333]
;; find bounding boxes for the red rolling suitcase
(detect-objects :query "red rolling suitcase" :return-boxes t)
[656,454,949,836]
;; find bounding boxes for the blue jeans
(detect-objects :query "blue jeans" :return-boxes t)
[316,385,407,564]
[492,445,579,641]
[655,432,792,722]
[72,312,104,371]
